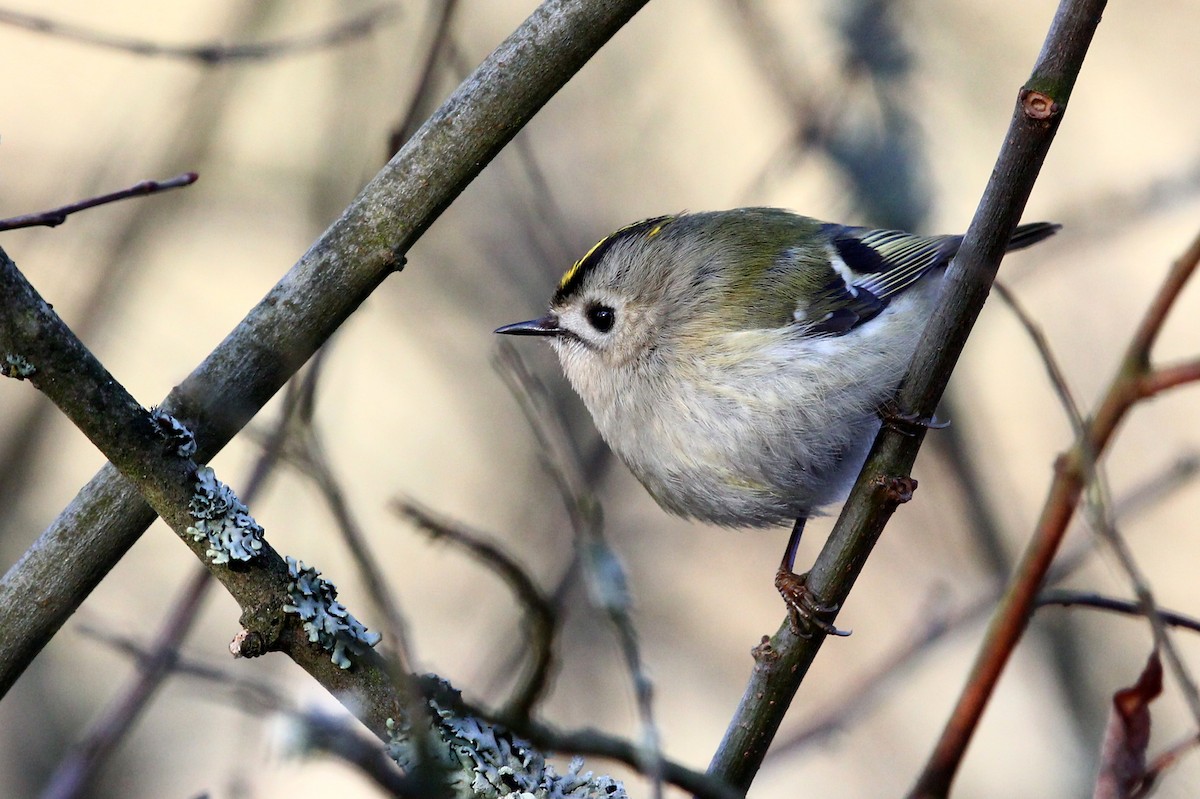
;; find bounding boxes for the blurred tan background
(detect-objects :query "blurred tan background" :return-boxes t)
[1,1,1199,797]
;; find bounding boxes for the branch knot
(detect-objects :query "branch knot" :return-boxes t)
[1020,87,1060,122]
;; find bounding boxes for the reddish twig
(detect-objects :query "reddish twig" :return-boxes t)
[1138,358,1200,398]
[910,226,1200,797]
[0,173,198,231]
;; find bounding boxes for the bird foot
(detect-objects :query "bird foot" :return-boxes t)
[774,568,850,638]
[878,401,949,436]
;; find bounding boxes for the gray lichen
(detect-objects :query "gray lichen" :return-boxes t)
[1,354,36,379]
[386,682,627,799]
[283,557,381,669]
[150,407,197,458]
[187,466,264,564]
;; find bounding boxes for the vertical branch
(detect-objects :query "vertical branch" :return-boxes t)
[707,0,1106,792]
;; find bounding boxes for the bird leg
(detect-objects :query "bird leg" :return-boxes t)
[877,399,949,437]
[774,517,850,638]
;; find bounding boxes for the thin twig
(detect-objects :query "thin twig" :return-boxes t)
[71,625,415,797]
[393,498,558,719]
[764,453,1200,762]
[992,280,1085,435]
[910,224,1200,797]
[0,6,400,63]
[493,341,666,798]
[389,0,460,152]
[492,341,597,534]
[1081,475,1200,731]
[1139,358,1200,398]
[1037,590,1200,634]
[285,425,417,676]
[0,173,197,231]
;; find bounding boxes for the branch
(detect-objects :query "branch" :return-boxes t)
[0,173,197,231]
[707,0,1106,792]
[0,246,411,744]
[0,6,400,63]
[1037,590,1200,635]
[394,498,559,719]
[909,223,1200,797]
[0,0,651,700]
[41,366,317,799]
[493,341,666,794]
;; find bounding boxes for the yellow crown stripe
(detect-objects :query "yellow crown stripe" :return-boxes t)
[558,239,605,291]
[556,215,676,293]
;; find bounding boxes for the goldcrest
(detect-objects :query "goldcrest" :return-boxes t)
[497,208,1057,627]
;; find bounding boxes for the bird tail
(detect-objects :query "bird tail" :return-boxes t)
[1006,221,1061,252]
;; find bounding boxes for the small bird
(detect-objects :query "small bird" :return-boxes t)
[497,208,1058,632]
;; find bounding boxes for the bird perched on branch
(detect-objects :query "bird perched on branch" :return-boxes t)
[498,207,1058,632]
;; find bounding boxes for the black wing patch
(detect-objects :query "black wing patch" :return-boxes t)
[802,224,958,336]
[805,275,886,335]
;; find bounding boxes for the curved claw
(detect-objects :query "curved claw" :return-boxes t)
[775,568,851,638]
[878,401,950,436]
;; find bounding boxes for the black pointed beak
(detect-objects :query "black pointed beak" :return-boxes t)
[494,315,564,337]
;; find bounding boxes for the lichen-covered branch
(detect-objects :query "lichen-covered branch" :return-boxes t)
[707,0,1108,792]
[0,0,651,699]
[0,246,398,719]
[0,236,658,798]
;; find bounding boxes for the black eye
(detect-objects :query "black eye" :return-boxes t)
[585,304,615,333]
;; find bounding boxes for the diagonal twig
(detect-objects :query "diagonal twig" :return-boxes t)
[393,498,558,719]
[992,279,1085,435]
[910,224,1200,797]
[0,6,401,64]
[0,173,198,231]
[493,340,666,798]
